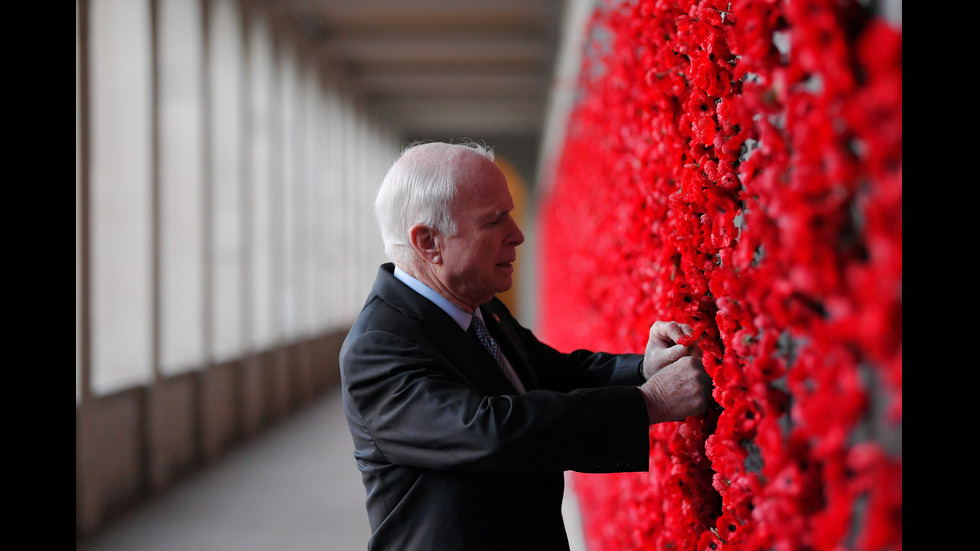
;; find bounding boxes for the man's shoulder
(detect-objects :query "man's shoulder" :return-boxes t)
[347,292,418,337]
[343,270,435,346]
[339,294,426,375]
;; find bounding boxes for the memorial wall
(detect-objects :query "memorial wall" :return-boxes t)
[539,1,901,549]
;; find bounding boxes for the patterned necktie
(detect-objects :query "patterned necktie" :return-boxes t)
[468,315,525,393]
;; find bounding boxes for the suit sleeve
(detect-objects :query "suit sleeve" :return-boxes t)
[341,328,650,474]
[484,298,647,392]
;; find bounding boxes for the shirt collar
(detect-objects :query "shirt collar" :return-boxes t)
[393,266,478,331]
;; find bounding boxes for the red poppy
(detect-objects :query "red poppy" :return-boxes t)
[545,0,900,549]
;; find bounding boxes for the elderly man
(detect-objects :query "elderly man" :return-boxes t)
[340,142,711,550]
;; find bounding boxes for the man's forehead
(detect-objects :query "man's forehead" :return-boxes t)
[457,178,513,218]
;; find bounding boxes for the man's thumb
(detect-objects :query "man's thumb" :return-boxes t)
[666,343,688,362]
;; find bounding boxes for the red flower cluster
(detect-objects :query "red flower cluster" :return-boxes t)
[539,1,901,549]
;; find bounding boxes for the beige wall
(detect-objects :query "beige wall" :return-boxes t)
[76,0,396,538]
[76,329,347,537]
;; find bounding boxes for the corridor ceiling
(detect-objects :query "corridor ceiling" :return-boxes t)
[273,0,566,144]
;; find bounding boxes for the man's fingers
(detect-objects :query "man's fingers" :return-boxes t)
[665,343,688,362]
[651,321,694,345]
[641,355,714,423]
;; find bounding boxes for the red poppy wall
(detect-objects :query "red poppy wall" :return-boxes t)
[538,1,901,549]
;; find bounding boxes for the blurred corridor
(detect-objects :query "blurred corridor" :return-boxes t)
[77,389,372,550]
[76,387,587,551]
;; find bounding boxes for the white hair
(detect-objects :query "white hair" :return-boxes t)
[375,141,495,266]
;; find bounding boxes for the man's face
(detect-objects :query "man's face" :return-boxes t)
[434,155,525,311]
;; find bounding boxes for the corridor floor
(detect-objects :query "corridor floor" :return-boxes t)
[77,387,587,551]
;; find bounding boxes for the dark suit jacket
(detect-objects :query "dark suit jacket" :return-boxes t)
[340,264,650,550]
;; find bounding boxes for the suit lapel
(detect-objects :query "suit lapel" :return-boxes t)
[480,301,540,391]
[372,264,519,395]
[421,305,518,395]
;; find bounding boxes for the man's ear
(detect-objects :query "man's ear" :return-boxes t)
[409,224,442,264]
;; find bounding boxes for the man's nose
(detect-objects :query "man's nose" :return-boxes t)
[508,216,525,246]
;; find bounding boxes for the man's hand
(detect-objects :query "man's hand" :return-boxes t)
[643,321,695,379]
[638,355,712,424]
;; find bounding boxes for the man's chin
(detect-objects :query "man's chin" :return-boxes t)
[495,274,514,293]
